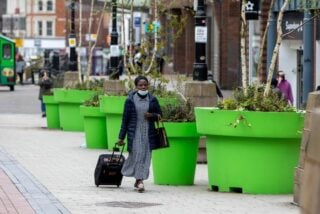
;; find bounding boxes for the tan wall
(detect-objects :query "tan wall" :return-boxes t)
[297,91,320,214]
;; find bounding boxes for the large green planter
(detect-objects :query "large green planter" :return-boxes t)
[54,89,96,131]
[99,95,177,150]
[195,108,304,194]
[43,95,60,129]
[99,95,127,150]
[152,122,199,185]
[80,106,107,149]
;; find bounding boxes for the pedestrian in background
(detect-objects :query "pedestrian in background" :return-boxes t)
[15,54,26,85]
[117,76,162,193]
[271,78,283,99]
[38,70,53,117]
[277,71,294,105]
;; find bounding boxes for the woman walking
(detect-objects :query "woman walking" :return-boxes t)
[117,76,162,193]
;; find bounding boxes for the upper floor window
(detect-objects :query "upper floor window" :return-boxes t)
[38,21,43,36]
[47,0,53,11]
[38,0,43,11]
[46,21,53,36]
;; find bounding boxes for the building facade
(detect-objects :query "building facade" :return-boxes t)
[268,0,320,108]
[160,0,241,89]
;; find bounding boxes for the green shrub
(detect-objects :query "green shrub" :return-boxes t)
[68,79,104,91]
[161,98,195,122]
[217,85,296,112]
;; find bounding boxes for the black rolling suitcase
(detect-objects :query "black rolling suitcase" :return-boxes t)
[94,145,125,187]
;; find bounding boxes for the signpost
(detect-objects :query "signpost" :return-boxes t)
[193,0,208,81]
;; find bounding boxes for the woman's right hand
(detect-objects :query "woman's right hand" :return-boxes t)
[117,139,125,146]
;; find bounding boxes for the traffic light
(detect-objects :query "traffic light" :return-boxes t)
[144,21,160,33]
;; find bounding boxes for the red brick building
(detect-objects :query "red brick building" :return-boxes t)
[162,0,242,89]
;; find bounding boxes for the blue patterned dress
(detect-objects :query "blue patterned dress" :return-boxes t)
[121,94,152,180]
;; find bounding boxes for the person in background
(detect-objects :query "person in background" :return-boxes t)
[15,54,26,85]
[212,79,223,99]
[271,78,283,99]
[117,76,162,193]
[38,71,53,117]
[277,71,294,105]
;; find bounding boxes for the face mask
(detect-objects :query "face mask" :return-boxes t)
[137,90,148,96]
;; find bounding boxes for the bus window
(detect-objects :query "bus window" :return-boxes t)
[3,44,12,59]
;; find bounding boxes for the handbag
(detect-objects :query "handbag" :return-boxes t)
[154,116,169,150]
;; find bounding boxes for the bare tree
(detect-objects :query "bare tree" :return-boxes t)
[240,0,248,95]
[77,0,83,83]
[83,0,108,82]
[257,0,276,84]
[264,0,290,97]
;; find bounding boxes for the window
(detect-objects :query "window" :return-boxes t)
[46,21,53,36]
[38,0,43,11]
[47,0,53,11]
[38,21,43,36]
[3,44,12,59]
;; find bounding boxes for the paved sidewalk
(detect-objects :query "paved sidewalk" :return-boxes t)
[0,114,299,214]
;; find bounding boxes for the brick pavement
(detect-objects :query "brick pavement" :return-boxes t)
[0,114,300,214]
[0,169,34,214]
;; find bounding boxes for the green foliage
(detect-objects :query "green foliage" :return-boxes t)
[217,85,296,112]
[161,98,195,122]
[69,79,104,91]
[83,90,104,107]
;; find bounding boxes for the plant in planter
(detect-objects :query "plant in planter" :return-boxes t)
[195,85,305,194]
[53,79,104,131]
[194,0,305,194]
[152,98,200,185]
[80,91,108,149]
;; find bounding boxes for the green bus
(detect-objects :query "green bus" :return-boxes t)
[0,34,16,91]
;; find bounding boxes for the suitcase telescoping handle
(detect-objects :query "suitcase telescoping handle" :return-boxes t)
[110,143,125,163]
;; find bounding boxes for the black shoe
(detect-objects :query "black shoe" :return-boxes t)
[134,180,144,193]
[42,113,46,118]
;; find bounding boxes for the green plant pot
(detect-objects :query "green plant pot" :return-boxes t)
[54,89,96,131]
[152,122,199,185]
[99,95,127,150]
[195,108,305,194]
[43,95,60,129]
[80,106,107,149]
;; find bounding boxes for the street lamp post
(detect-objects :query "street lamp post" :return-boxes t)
[109,0,119,79]
[68,0,77,71]
[193,0,208,81]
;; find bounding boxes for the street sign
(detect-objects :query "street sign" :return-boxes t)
[68,38,76,47]
[110,45,120,57]
[245,0,260,20]
[14,38,24,48]
[195,26,207,43]
[134,17,141,28]
[34,39,42,47]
